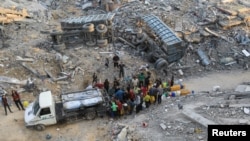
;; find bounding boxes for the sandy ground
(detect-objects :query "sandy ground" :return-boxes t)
[184,70,250,92]
[1,69,249,141]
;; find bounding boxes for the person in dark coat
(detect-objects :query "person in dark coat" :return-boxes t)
[105,58,109,68]
[2,94,13,115]
[104,79,110,93]
[118,61,125,78]
[92,72,98,85]
[112,54,120,69]
[11,90,25,110]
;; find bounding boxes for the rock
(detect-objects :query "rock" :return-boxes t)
[243,107,250,115]
[229,95,236,100]
[160,123,167,130]
[187,128,195,134]
[239,119,249,124]
[62,55,69,63]
[117,127,127,141]
[197,136,203,140]
[231,110,236,115]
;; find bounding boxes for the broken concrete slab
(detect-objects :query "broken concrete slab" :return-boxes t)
[16,56,34,62]
[239,0,250,7]
[220,0,236,4]
[229,104,250,108]
[117,127,127,141]
[182,108,217,128]
[160,123,167,130]
[20,62,41,78]
[0,76,27,85]
[164,137,186,141]
[235,85,250,92]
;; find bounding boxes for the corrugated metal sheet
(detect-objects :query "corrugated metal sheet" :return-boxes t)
[142,14,182,47]
[61,13,116,24]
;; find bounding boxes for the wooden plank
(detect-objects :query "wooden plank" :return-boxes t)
[218,19,243,29]
[217,6,238,16]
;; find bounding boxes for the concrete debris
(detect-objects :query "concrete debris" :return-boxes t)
[159,123,167,130]
[0,76,27,85]
[182,109,217,128]
[243,107,250,115]
[117,127,127,141]
[16,56,34,62]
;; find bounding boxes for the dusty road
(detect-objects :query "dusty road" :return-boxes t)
[1,69,249,141]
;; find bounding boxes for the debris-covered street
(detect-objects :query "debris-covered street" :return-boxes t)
[0,0,250,141]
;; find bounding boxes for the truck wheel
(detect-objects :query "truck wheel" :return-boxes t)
[35,124,45,131]
[96,24,107,33]
[97,39,108,47]
[155,59,168,69]
[154,58,165,68]
[85,109,96,120]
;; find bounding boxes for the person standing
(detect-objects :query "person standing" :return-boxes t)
[105,58,109,68]
[92,72,98,86]
[112,54,120,69]
[104,79,110,93]
[2,94,13,115]
[157,87,163,104]
[11,90,25,110]
[138,72,145,87]
[111,101,118,119]
[118,62,125,79]
[131,76,138,88]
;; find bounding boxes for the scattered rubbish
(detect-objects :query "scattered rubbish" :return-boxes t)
[142,122,148,128]
[46,134,52,140]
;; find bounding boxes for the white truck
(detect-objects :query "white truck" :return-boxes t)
[24,88,110,131]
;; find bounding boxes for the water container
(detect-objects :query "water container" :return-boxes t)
[180,89,191,96]
[23,101,29,108]
[170,85,181,91]
[171,92,176,97]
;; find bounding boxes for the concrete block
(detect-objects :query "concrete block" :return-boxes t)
[160,123,167,130]
[165,137,186,141]
[182,109,217,128]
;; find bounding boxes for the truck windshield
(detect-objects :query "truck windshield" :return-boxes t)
[33,99,40,115]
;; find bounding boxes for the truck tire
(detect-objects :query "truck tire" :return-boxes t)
[86,41,96,47]
[155,59,168,69]
[154,58,165,68]
[35,124,45,131]
[85,108,96,120]
[83,23,95,32]
[96,24,107,33]
[136,33,146,43]
[97,39,108,47]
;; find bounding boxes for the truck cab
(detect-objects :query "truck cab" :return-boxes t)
[24,91,57,130]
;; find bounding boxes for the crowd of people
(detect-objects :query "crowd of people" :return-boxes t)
[92,53,175,119]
